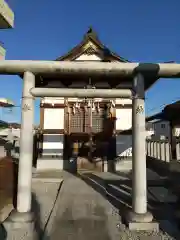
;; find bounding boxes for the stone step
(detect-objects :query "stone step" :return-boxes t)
[116,159,132,172]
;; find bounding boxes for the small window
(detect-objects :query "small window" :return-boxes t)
[161,124,165,129]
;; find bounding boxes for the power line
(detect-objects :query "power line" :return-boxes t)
[146,96,180,115]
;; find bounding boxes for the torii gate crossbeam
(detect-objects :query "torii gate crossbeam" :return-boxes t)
[0,60,179,77]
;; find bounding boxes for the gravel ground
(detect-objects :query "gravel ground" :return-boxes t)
[1,180,62,240]
[49,172,176,240]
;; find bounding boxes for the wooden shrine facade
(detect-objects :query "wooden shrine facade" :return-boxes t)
[37,27,157,172]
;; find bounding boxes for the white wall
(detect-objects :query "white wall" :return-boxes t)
[75,54,101,61]
[41,97,64,104]
[44,108,64,129]
[115,99,132,105]
[38,133,64,170]
[115,106,132,157]
[42,134,64,157]
[116,108,132,130]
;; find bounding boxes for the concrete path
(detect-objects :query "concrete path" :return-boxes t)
[1,178,62,240]
[49,173,121,240]
[48,172,174,240]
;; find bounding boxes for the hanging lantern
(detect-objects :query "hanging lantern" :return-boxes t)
[83,98,88,113]
[109,105,113,117]
[67,105,70,114]
[92,101,95,112]
[106,102,110,113]
[72,104,76,115]
[75,101,78,108]
[111,100,115,108]
[75,101,81,112]
[84,104,88,113]
[65,99,70,114]
[111,100,116,118]
[96,102,100,113]
[77,102,81,111]
[87,100,91,108]
[51,100,54,107]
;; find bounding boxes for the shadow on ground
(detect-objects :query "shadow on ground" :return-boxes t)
[0,224,7,239]
[76,171,180,240]
[0,193,51,240]
[32,193,51,240]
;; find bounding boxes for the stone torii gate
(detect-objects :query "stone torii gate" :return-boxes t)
[1,61,179,235]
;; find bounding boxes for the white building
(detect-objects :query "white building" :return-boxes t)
[146,101,180,139]
[152,120,171,138]
[36,28,158,171]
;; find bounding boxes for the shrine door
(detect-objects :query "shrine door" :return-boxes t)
[67,105,108,171]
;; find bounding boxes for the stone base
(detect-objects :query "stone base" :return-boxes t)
[125,210,159,231]
[128,221,159,231]
[37,158,63,170]
[103,161,108,172]
[116,158,132,172]
[7,209,34,221]
[103,159,116,173]
[2,210,38,239]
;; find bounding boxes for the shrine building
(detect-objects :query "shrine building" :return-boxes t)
[36,28,157,172]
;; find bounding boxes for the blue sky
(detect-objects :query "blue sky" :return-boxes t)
[0,0,180,124]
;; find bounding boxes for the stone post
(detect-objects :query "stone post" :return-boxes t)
[125,73,158,231]
[17,71,35,213]
[3,72,36,237]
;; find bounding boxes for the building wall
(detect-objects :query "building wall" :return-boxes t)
[41,99,132,131]
[151,120,170,139]
[42,134,64,157]
[116,108,132,131]
[40,99,133,157]
[40,97,65,160]
[115,98,132,156]
[43,108,64,129]
[149,120,180,139]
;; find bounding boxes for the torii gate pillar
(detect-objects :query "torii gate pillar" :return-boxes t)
[3,72,37,239]
[125,73,158,231]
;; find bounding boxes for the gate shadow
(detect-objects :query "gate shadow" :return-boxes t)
[77,172,180,239]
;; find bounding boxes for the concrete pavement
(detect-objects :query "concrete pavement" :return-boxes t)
[48,172,174,240]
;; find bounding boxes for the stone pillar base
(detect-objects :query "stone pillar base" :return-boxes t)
[103,159,116,172]
[2,210,38,240]
[125,210,159,231]
[103,160,108,172]
[36,158,64,170]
